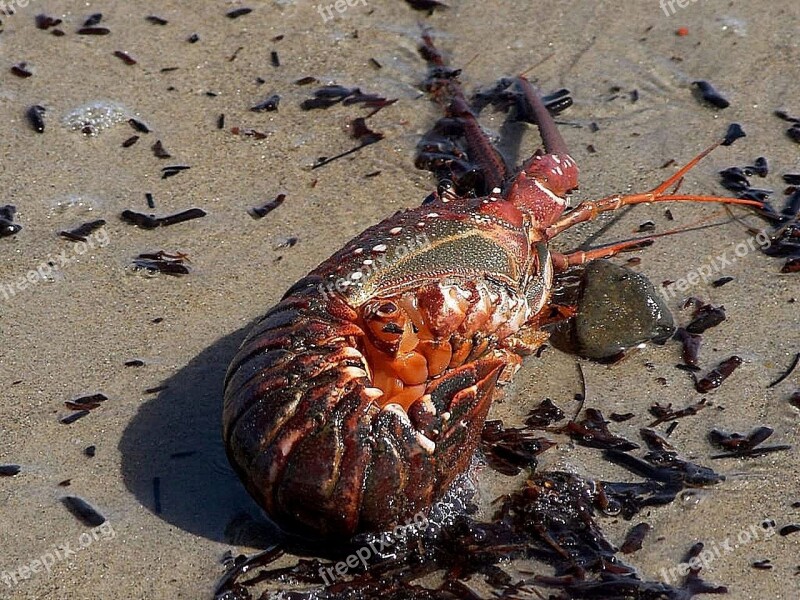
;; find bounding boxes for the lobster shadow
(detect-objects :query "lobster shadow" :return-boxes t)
[118,324,282,547]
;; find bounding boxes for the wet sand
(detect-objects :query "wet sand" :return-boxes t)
[0,1,798,598]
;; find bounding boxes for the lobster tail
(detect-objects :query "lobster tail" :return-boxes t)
[223,277,506,537]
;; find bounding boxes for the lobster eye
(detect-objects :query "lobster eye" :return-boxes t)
[437,179,454,195]
[377,302,398,317]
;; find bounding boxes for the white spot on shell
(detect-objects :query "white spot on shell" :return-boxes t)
[492,187,502,194]
[425,212,439,218]
[341,347,365,360]
[372,244,387,252]
[362,259,373,266]
[353,247,364,255]
[418,395,435,414]
[350,271,363,280]
[390,227,402,235]
[363,387,383,400]
[343,366,368,380]
[382,403,411,425]
[416,432,436,454]
[534,180,566,205]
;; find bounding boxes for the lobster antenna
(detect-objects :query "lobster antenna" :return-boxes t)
[517,52,556,78]
[564,212,745,260]
[515,76,570,156]
[545,139,764,239]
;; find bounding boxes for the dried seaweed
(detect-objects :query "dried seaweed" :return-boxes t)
[131,251,191,276]
[708,427,791,459]
[215,426,727,600]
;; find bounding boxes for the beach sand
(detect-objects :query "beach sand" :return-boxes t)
[0,1,798,598]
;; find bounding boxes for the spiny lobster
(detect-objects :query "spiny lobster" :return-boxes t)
[222,35,763,538]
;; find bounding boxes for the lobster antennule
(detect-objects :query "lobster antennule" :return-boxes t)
[448,95,508,191]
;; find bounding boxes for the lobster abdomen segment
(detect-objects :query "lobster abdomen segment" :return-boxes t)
[223,276,511,537]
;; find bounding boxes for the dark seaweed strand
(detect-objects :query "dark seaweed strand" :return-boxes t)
[722,123,745,146]
[77,27,111,35]
[152,140,172,158]
[35,14,63,30]
[61,496,106,527]
[120,208,206,229]
[693,80,730,109]
[214,414,733,599]
[159,208,206,226]
[83,13,102,26]
[248,194,286,219]
[226,7,252,18]
[26,105,46,133]
[59,219,106,242]
[620,522,651,554]
[60,410,90,424]
[0,205,22,237]
[113,50,137,65]
[11,63,33,78]
[768,352,799,388]
[251,94,280,112]
[695,355,742,393]
[161,165,191,179]
[132,252,191,276]
[129,118,151,133]
[0,465,21,476]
